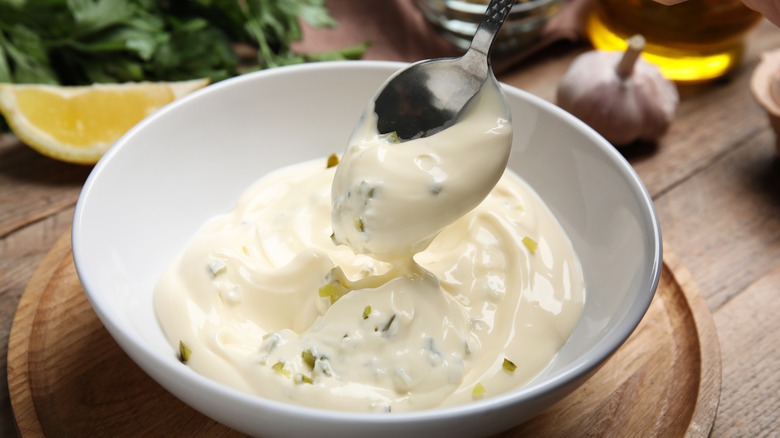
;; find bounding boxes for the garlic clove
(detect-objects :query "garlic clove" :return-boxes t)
[556,35,679,146]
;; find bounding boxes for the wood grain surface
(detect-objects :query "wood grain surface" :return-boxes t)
[7,232,720,437]
[2,10,779,438]
[10,234,236,437]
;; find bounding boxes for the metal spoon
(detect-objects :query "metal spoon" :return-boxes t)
[372,0,514,141]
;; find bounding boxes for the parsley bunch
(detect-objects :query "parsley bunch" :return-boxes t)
[0,0,367,85]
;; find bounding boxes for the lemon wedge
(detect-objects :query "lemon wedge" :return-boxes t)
[0,79,209,164]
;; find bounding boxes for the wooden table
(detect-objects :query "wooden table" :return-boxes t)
[2,20,779,438]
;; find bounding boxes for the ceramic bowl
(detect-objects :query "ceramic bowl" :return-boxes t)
[73,61,661,437]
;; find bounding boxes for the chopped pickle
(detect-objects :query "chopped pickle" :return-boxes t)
[326,153,339,168]
[178,340,191,364]
[241,245,249,254]
[472,383,486,399]
[363,305,372,319]
[317,267,357,304]
[379,131,400,143]
[302,349,316,369]
[297,374,313,384]
[353,217,364,232]
[502,358,518,373]
[522,236,538,254]
[272,361,291,377]
[318,282,349,305]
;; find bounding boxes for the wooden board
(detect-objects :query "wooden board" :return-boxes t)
[8,232,721,437]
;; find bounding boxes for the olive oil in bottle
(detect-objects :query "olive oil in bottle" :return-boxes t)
[587,0,762,83]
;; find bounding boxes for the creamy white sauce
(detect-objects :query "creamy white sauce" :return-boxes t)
[331,78,512,261]
[154,78,586,413]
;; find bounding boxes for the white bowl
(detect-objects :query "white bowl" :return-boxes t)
[73,61,661,437]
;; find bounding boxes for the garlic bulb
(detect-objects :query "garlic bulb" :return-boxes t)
[750,48,780,155]
[556,35,679,146]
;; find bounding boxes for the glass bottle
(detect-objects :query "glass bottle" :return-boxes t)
[416,0,562,54]
[587,0,763,83]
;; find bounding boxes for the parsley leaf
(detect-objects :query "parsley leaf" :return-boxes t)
[0,0,367,131]
[0,0,365,85]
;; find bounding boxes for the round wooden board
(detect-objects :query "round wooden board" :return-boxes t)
[8,232,722,437]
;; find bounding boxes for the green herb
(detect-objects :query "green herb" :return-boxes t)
[362,305,372,319]
[326,153,339,168]
[178,340,191,364]
[353,217,364,232]
[502,358,517,373]
[365,185,375,199]
[522,236,538,254]
[382,314,397,335]
[0,0,367,86]
[317,357,333,377]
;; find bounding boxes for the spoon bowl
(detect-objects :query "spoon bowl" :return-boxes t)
[372,0,514,140]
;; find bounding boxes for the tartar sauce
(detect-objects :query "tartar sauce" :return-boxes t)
[154,78,585,413]
[331,77,512,261]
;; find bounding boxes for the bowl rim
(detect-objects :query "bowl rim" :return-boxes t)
[72,60,662,425]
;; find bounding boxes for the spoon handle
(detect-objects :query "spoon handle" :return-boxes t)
[468,0,514,59]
